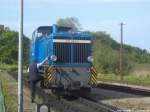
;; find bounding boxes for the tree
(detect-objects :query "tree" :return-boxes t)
[91,31,132,75]
[0,27,30,65]
[56,17,81,31]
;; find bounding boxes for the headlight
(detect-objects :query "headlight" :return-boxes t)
[87,56,94,62]
[50,55,57,61]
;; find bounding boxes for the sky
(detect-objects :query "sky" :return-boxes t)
[0,0,150,51]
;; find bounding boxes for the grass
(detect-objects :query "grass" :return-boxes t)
[98,73,150,85]
[0,64,17,71]
[0,71,17,112]
[97,64,150,85]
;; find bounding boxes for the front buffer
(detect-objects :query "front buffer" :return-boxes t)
[42,66,96,96]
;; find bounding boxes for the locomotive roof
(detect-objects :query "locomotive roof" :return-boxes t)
[37,26,72,33]
[35,25,93,39]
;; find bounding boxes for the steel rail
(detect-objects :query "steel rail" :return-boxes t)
[97,82,150,96]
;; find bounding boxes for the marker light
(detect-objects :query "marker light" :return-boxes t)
[51,55,57,62]
[87,56,94,62]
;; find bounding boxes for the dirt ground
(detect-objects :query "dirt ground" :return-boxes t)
[23,86,43,112]
[8,83,37,112]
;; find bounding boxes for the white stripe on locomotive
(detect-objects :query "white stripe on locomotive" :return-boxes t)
[53,39,91,43]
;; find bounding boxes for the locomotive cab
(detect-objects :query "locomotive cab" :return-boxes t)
[30,24,97,96]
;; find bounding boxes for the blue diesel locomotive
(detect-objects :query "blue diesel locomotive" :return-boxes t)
[30,24,97,96]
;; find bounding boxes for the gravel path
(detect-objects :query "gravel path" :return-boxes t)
[89,88,150,111]
[1,71,43,112]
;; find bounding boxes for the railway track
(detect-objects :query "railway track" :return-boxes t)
[76,97,121,112]
[97,81,150,96]
[8,70,150,112]
[8,70,122,112]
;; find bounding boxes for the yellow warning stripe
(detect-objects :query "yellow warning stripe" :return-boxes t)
[91,80,97,86]
[47,77,51,81]
[90,66,98,86]
[48,66,52,70]
[91,70,97,78]
[47,78,51,82]
[92,74,97,79]
[90,71,96,76]
[91,67,97,74]
[47,70,52,74]
[91,71,97,77]
[91,68,97,75]
[91,75,97,81]
[91,70,97,75]
[93,66,97,72]
[91,76,97,83]
[44,66,53,87]
[47,66,52,74]
[47,74,52,81]
[47,73,51,77]
[91,79,96,84]
[92,66,97,71]
[47,75,51,79]
[48,76,52,81]
[47,66,52,73]
[91,80,97,84]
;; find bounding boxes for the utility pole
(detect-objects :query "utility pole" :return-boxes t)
[18,0,24,111]
[120,22,125,80]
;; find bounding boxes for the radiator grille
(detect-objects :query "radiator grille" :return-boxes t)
[54,43,71,63]
[54,42,91,64]
[73,43,90,63]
